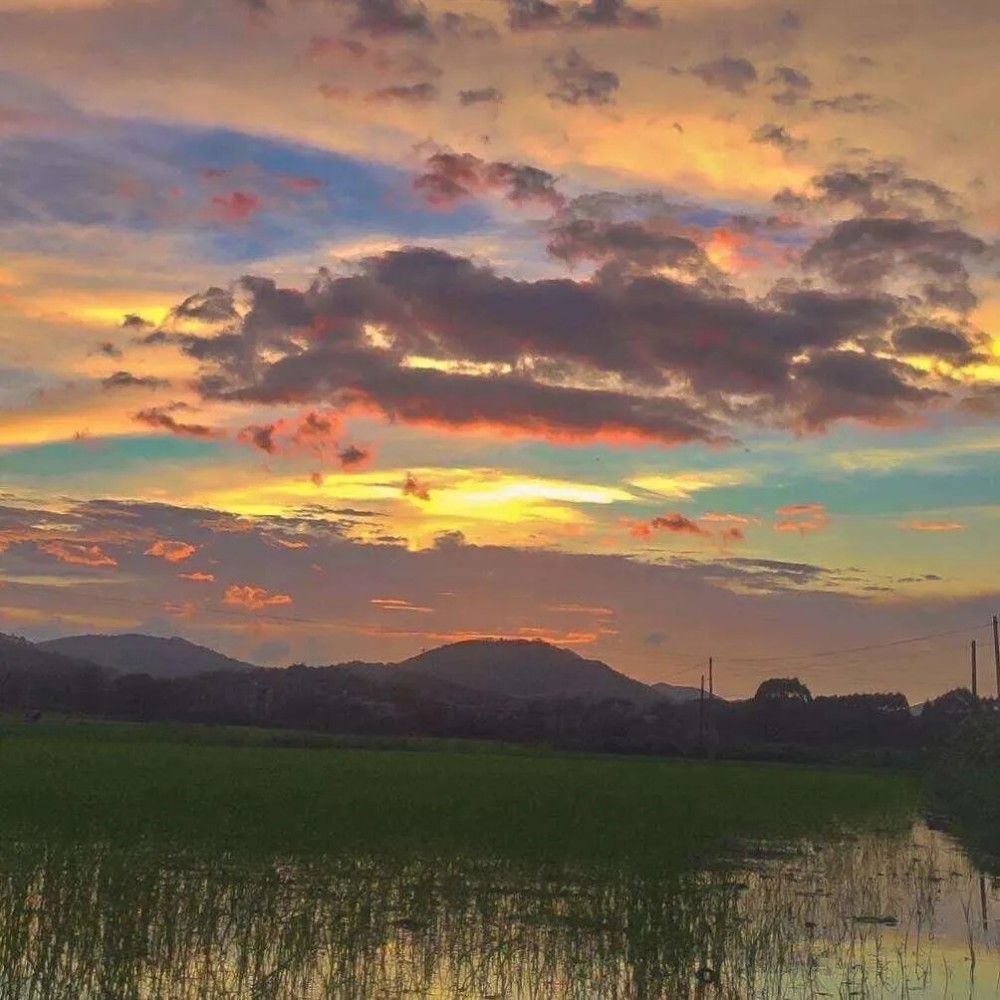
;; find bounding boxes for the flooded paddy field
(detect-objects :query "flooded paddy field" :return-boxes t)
[0,721,995,998]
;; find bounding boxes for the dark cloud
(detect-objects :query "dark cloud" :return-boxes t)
[93,341,123,358]
[811,92,882,114]
[351,0,432,38]
[632,513,706,537]
[768,65,812,105]
[337,444,371,468]
[367,82,437,104]
[892,325,984,365]
[691,57,757,95]
[547,217,715,279]
[156,240,958,443]
[569,0,659,29]
[458,87,504,106]
[438,11,500,40]
[507,0,562,30]
[172,287,237,323]
[121,314,152,330]
[792,351,944,429]
[776,163,962,219]
[546,49,619,105]
[238,423,278,454]
[507,0,659,30]
[751,123,806,152]
[133,405,218,439]
[414,151,563,210]
[100,371,171,391]
[802,217,990,312]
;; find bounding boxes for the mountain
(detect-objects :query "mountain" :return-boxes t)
[650,681,717,704]
[0,632,101,675]
[393,639,658,704]
[38,634,258,680]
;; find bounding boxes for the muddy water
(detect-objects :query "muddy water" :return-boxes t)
[1,820,997,998]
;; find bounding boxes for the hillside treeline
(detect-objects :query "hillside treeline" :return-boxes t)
[1,633,993,763]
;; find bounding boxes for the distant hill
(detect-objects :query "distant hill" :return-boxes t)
[38,634,258,680]
[650,681,718,704]
[393,639,658,704]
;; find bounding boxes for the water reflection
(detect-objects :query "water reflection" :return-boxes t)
[1,822,997,999]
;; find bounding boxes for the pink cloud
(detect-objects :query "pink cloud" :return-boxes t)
[209,191,261,222]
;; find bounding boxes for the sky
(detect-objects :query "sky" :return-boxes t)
[1,0,998,700]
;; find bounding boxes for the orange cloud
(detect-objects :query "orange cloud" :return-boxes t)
[370,597,434,613]
[898,519,964,532]
[145,539,196,563]
[402,472,431,502]
[36,540,117,567]
[222,584,292,611]
[773,502,829,534]
[179,571,215,582]
[545,604,614,615]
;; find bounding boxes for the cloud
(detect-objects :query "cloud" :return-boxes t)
[350,0,432,38]
[402,472,431,501]
[777,163,962,220]
[898,519,964,532]
[370,597,433,612]
[367,83,437,104]
[209,191,261,222]
[458,87,503,106]
[691,57,758,95]
[93,341,124,358]
[629,512,705,538]
[338,444,371,469]
[891,325,983,365]
[811,92,883,114]
[159,243,958,444]
[507,0,659,30]
[222,583,292,611]
[802,217,990,313]
[238,423,278,454]
[751,123,805,152]
[438,11,500,40]
[144,539,197,563]
[413,151,563,210]
[133,405,218,439]
[121,314,151,331]
[36,540,117,567]
[546,49,619,105]
[772,502,828,533]
[179,570,215,582]
[768,65,812,105]
[101,371,170,390]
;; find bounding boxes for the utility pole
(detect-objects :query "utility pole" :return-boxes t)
[993,615,999,700]
[708,657,714,698]
[971,640,978,699]
[699,674,705,747]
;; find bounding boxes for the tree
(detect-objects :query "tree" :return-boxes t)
[753,677,812,704]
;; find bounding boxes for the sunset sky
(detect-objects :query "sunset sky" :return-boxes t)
[1,0,998,700]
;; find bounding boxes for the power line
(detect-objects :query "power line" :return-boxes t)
[718,622,992,665]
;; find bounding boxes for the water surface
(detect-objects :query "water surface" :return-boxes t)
[2,818,997,999]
